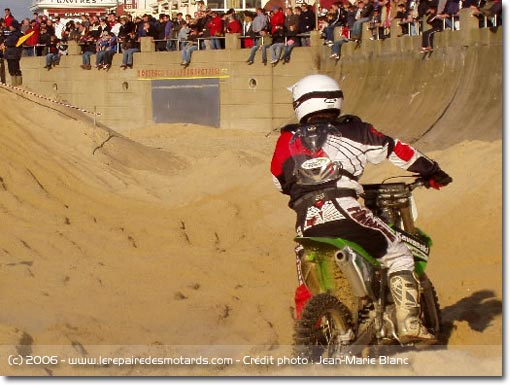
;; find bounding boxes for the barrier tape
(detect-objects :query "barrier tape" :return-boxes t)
[0,82,102,116]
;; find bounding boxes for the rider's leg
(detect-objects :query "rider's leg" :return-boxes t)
[299,197,435,343]
[388,269,436,343]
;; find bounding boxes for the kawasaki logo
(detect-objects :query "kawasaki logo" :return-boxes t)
[400,233,430,255]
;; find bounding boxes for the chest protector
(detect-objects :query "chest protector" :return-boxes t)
[289,123,344,186]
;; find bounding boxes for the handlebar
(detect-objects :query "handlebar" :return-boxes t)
[408,177,426,191]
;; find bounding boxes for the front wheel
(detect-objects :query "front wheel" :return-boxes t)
[420,274,441,337]
[293,293,353,359]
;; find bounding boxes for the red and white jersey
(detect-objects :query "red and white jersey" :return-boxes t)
[270,116,438,207]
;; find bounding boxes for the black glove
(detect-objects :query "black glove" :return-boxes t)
[425,169,452,190]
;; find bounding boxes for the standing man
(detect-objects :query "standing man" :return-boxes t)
[0,19,23,85]
[4,8,13,27]
[53,16,65,40]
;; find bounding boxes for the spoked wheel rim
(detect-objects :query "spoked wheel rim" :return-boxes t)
[293,293,353,359]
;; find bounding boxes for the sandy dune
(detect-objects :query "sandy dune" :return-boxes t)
[0,83,502,376]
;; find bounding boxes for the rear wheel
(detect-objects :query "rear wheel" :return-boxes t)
[293,293,353,360]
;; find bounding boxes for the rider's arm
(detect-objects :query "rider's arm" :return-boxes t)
[270,131,294,194]
[365,125,441,177]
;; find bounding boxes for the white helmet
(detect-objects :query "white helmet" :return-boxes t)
[288,74,343,123]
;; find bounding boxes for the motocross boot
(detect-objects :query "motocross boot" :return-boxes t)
[389,270,436,344]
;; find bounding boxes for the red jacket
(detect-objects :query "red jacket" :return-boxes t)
[270,10,284,34]
[226,19,242,33]
[207,16,223,36]
[5,14,13,27]
[24,26,40,46]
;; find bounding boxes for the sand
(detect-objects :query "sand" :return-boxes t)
[0,85,502,377]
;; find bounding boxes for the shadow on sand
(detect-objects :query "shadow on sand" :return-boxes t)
[368,289,502,357]
[438,289,502,343]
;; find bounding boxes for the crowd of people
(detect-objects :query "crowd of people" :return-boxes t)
[315,0,502,58]
[0,0,503,74]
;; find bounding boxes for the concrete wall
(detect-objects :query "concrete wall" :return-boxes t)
[16,9,502,136]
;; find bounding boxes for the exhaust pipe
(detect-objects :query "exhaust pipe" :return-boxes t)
[334,248,372,298]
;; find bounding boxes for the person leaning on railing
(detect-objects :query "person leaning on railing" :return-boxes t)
[22,19,39,57]
[298,3,315,47]
[241,12,255,48]
[37,23,51,56]
[155,13,167,51]
[207,11,224,50]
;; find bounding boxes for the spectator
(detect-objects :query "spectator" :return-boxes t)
[37,24,51,56]
[246,29,271,65]
[4,8,13,27]
[89,16,102,39]
[21,18,30,34]
[396,3,411,36]
[139,19,158,40]
[107,13,117,30]
[79,31,96,70]
[95,30,116,70]
[367,8,382,40]
[269,24,286,66]
[471,0,502,26]
[44,34,59,70]
[195,10,209,48]
[155,13,167,51]
[282,7,299,64]
[120,31,139,69]
[298,3,315,46]
[45,18,56,36]
[329,35,350,60]
[181,24,199,67]
[419,5,448,53]
[110,15,122,37]
[241,12,255,48]
[118,14,135,42]
[344,1,357,31]
[99,17,111,34]
[178,22,191,48]
[0,18,23,85]
[322,2,343,44]
[270,7,285,34]
[170,13,185,50]
[80,15,90,29]
[53,16,65,39]
[252,8,269,35]
[22,19,39,57]
[67,20,82,42]
[163,14,174,51]
[350,0,374,41]
[102,32,116,70]
[57,37,68,58]
[207,11,224,50]
[379,0,392,37]
[225,10,242,34]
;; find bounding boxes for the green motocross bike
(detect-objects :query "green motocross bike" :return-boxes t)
[293,178,441,358]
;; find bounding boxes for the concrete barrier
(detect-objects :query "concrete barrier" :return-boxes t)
[16,17,502,137]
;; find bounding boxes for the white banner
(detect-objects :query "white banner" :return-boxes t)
[35,0,119,6]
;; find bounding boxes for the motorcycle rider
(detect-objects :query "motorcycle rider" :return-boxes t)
[271,74,452,344]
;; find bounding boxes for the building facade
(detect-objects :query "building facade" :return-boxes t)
[29,0,133,18]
